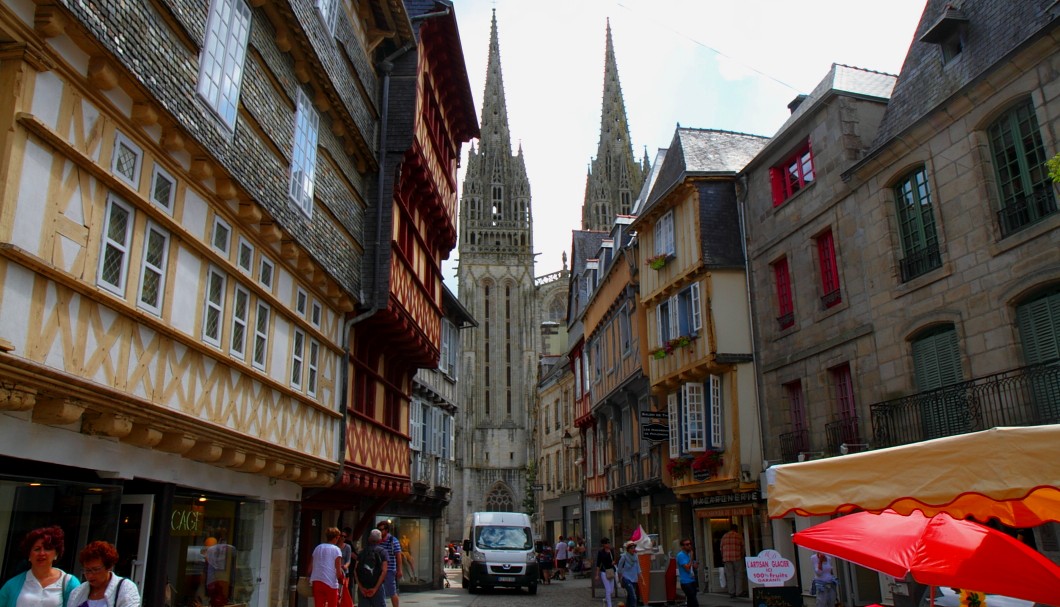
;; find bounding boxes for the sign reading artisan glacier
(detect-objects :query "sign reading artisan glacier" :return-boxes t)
[745,549,795,587]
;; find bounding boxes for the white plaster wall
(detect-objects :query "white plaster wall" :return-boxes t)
[170,245,202,336]
[270,314,291,385]
[182,189,209,242]
[0,262,34,351]
[711,271,752,353]
[31,71,62,130]
[11,139,51,254]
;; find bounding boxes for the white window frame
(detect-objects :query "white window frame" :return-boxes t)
[137,221,170,315]
[111,131,143,188]
[290,88,320,216]
[439,319,452,376]
[212,216,231,255]
[252,302,270,370]
[307,338,320,397]
[230,284,250,360]
[315,0,339,34]
[291,328,306,390]
[149,164,176,214]
[202,266,227,347]
[683,382,706,452]
[258,256,274,290]
[295,287,308,317]
[654,209,675,257]
[197,0,252,130]
[432,408,444,456]
[311,300,322,328]
[444,413,454,460]
[237,237,254,273]
[97,194,135,297]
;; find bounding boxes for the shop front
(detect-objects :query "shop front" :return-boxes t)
[691,491,765,594]
[372,514,438,588]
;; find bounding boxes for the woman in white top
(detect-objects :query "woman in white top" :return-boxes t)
[67,541,140,607]
[0,526,80,607]
[309,527,346,607]
[811,551,838,607]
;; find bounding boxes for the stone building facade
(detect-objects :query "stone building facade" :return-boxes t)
[453,11,538,525]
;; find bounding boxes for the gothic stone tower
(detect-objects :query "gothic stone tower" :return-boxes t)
[582,21,648,231]
[455,11,537,519]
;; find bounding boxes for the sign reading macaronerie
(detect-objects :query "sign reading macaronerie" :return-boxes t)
[744,549,795,587]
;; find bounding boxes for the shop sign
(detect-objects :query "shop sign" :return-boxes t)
[640,411,669,442]
[170,505,205,536]
[745,549,795,587]
[690,491,760,507]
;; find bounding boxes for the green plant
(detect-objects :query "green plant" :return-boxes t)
[522,462,537,515]
[646,254,669,270]
[1048,153,1060,183]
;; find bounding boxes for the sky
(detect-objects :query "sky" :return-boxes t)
[443,0,930,288]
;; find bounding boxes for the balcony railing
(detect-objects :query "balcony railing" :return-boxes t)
[435,458,451,489]
[821,288,842,309]
[778,429,809,463]
[411,452,429,486]
[899,243,942,282]
[825,417,862,454]
[871,360,1060,448]
[998,189,1058,238]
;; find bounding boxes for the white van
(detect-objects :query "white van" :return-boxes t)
[461,511,538,595]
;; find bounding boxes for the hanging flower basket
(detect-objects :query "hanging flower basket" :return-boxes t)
[666,456,694,476]
[652,349,668,360]
[646,254,670,270]
[690,449,724,472]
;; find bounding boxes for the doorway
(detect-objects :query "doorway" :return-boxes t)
[116,494,154,594]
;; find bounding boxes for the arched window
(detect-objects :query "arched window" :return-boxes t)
[987,99,1056,236]
[1015,285,1060,422]
[911,324,966,438]
[485,485,514,512]
[892,166,941,281]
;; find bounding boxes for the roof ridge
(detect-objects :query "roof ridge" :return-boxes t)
[678,126,770,139]
[833,62,899,78]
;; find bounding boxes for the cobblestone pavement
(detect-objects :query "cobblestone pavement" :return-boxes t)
[399,568,755,607]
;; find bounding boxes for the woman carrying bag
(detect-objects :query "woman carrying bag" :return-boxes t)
[595,538,616,607]
[617,541,643,607]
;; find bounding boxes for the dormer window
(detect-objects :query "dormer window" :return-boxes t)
[920,5,968,63]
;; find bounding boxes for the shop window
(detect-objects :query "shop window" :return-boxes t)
[165,493,265,607]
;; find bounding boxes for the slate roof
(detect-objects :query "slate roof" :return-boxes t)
[773,64,896,140]
[642,128,768,216]
[631,148,668,216]
[867,0,1059,155]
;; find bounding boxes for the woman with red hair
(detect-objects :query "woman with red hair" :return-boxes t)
[0,526,80,607]
[67,541,140,607]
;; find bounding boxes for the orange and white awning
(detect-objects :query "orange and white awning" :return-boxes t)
[766,425,1060,527]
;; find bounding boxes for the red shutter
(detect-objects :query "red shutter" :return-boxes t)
[769,167,785,206]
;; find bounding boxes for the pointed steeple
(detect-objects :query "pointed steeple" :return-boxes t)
[581,21,646,231]
[479,10,514,158]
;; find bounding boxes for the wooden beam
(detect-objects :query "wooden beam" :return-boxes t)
[120,424,163,448]
[131,102,159,126]
[32,397,86,425]
[161,128,185,152]
[189,157,214,181]
[238,201,263,223]
[87,56,118,90]
[0,385,35,411]
[156,432,195,455]
[259,221,283,243]
[81,411,133,438]
[33,5,67,38]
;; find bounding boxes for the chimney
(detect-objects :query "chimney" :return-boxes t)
[787,94,808,114]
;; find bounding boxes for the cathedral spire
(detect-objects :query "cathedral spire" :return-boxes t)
[480,9,514,157]
[581,20,646,231]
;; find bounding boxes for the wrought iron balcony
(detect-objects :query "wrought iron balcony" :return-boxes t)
[899,243,942,282]
[997,189,1058,238]
[825,417,862,454]
[435,458,451,489]
[778,429,809,463]
[871,360,1060,448]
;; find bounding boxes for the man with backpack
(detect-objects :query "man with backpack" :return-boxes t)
[356,529,388,607]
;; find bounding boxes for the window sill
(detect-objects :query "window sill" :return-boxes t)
[988,208,1060,257]
[893,259,953,300]
[772,180,817,210]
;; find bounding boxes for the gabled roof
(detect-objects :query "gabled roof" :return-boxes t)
[641,128,768,216]
[631,148,667,216]
[745,64,896,171]
[866,0,1059,156]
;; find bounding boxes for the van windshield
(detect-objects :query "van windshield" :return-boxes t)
[475,525,533,550]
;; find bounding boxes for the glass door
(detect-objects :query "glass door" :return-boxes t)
[116,494,154,595]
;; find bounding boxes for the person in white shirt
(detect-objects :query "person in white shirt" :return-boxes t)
[554,536,570,581]
[67,541,140,607]
[309,527,346,607]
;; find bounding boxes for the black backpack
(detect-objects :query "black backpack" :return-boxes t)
[356,546,384,588]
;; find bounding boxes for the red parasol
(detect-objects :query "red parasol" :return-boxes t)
[793,510,1060,605]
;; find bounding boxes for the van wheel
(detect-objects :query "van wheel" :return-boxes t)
[466,579,477,594]
[528,582,538,595]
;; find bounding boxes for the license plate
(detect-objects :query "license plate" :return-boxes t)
[498,576,515,582]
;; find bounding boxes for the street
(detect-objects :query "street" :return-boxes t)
[398,569,752,607]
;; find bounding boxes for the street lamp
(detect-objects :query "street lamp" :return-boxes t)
[562,430,573,449]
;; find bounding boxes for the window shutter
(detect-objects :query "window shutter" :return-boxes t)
[668,295,680,341]
[709,375,723,449]
[912,328,962,391]
[654,219,665,256]
[1017,293,1060,364]
[690,283,702,331]
[656,304,664,346]
[769,167,785,206]
[667,392,679,457]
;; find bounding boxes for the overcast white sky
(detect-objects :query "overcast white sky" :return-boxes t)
[443,0,929,288]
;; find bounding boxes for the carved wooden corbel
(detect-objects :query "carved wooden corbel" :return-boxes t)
[81,411,133,438]
[32,397,86,425]
[0,384,36,411]
[120,424,163,448]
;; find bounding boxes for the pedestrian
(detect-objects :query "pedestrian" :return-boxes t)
[720,523,746,598]
[554,535,569,581]
[595,537,616,607]
[67,540,141,607]
[356,530,388,607]
[617,541,642,607]
[537,544,554,584]
[0,526,80,607]
[811,551,838,607]
[676,538,699,607]
[309,527,346,607]
[376,521,402,607]
[341,528,357,598]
